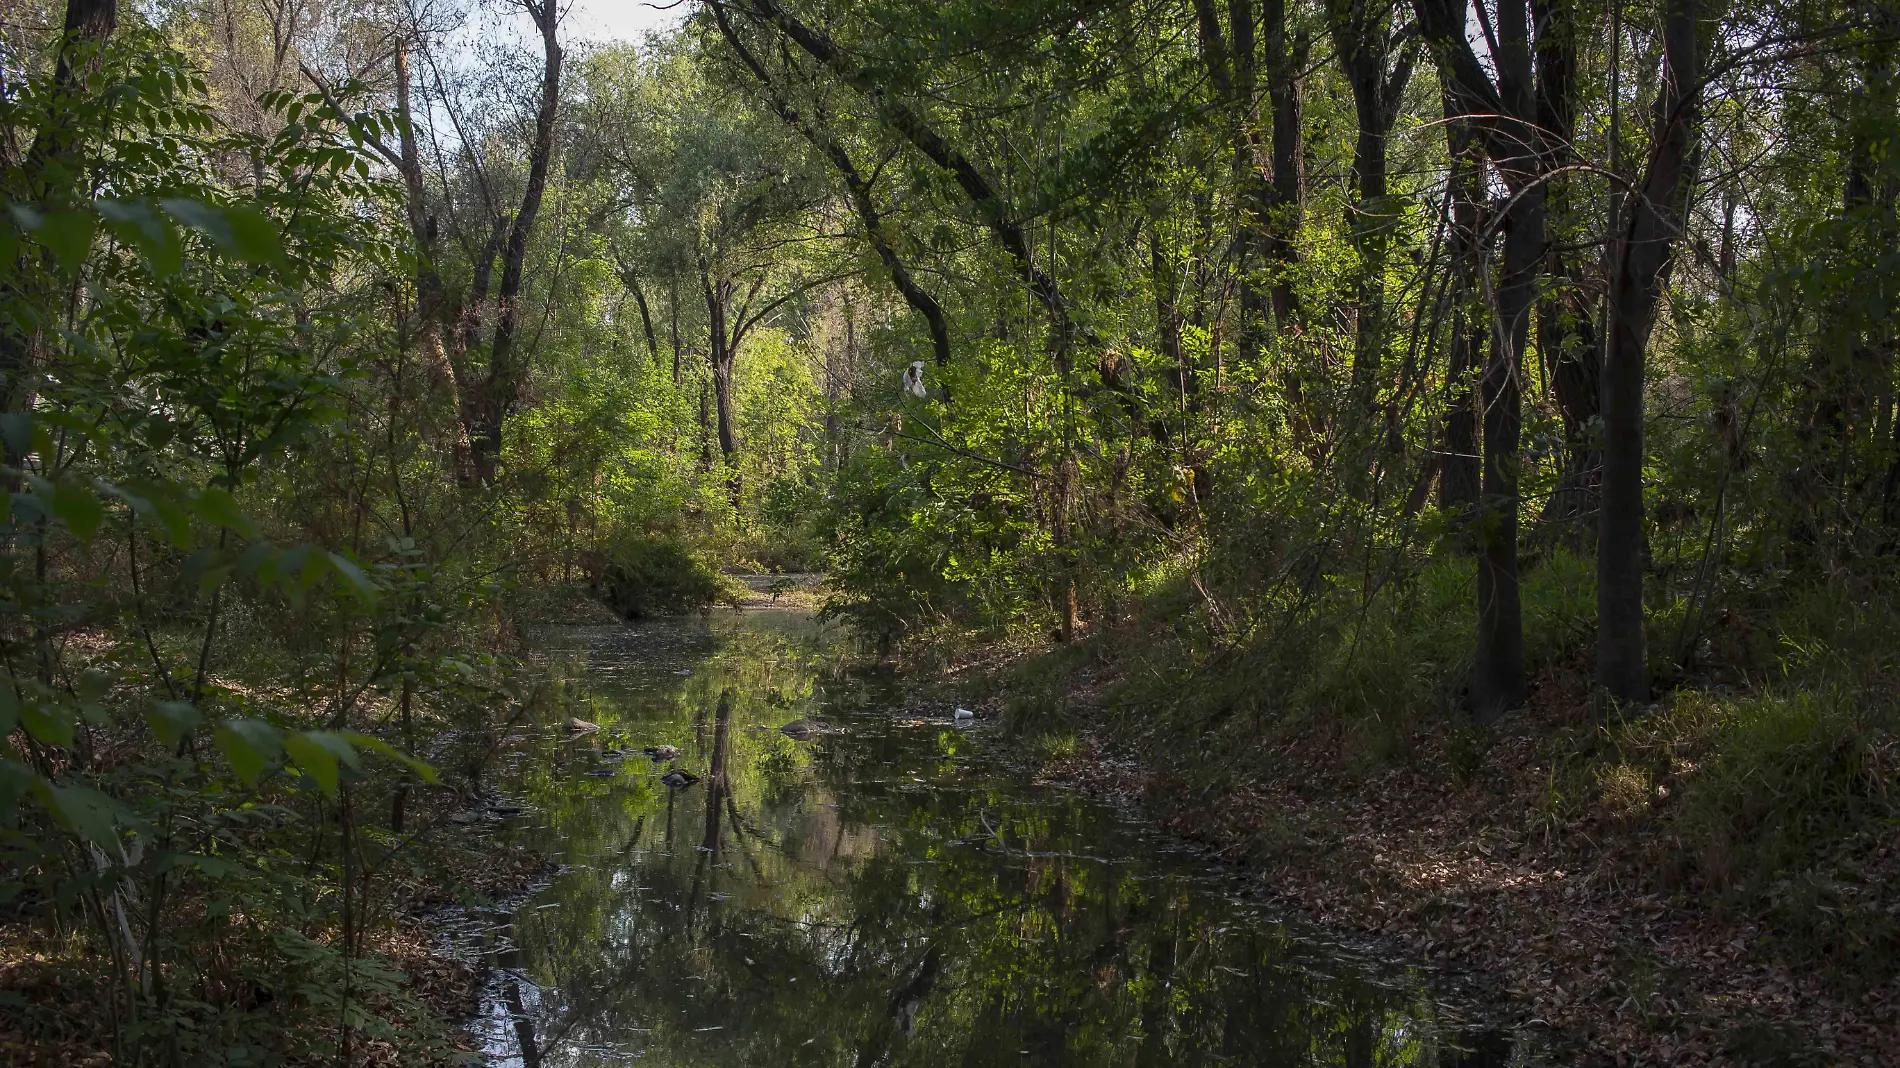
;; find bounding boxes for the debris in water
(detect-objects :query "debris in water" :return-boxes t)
[659,769,700,789]
[954,707,975,720]
[643,744,681,761]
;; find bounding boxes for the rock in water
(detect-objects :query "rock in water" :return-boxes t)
[659,769,699,789]
[779,719,819,740]
[567,716,600,734]
[643,744,681,761]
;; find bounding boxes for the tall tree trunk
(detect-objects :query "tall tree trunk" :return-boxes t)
[1475,188,1539,721]
[702,270,739,462]
[669,279,683,386]
[1330,0,1416,423]
[620,266,660,364]
[3,0,119,446]
[1438,103,1483,526]
[1534,0,1601,533]
[25,0,118,184]
[1598,0,1702,705]
[470,0,563,485]
[1266,7,1307,329]
[391,37,475,482]
[1415,0,1558,721]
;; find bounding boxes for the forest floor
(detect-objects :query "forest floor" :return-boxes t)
[948,646,1900,1068]
[0,786,551,1066]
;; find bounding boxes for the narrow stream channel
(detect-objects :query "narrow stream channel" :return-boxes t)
[452,608,1539,1066]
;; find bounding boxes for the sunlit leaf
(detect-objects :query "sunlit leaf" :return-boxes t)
[194,487,260,539]
[325,551,378,603]
[283,730,359,795]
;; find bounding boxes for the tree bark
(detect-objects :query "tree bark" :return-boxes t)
[470,0,563,485]
[1438,103,1483,526]
[1330,0,1416,418]
[1598,0,1701,705]
[3,0,119,438]
[1533,0,1601,534]
[389,38,475,481]
[701,268,739,462]
[1415,0,1560,720]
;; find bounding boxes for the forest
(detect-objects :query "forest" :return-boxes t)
[0,0,1896,1061]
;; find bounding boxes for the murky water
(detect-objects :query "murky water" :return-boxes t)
[458,609,1536,1066]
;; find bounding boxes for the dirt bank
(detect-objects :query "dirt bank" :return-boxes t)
[954,652,1899,1068]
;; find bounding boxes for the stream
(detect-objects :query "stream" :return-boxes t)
[451,607,1540,1066]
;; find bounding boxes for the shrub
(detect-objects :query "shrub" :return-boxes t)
[596,537,736,618]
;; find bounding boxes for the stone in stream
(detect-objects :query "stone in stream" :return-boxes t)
[659,769,699,789]
[778,719,821,740]
[643,744,681,761]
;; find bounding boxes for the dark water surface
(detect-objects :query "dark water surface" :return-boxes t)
[460,609,1536,1066]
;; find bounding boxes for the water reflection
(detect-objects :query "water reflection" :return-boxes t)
[471,611,1533,1067]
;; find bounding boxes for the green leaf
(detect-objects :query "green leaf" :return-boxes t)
[0,412,30,462]
[106,479,193,547]
[0,757,33,828]
[96,198,182,277]
[45,478,105,542]
[340,731,437,784]
[159,851,243,878]
[213,719,282,787]
[223,205,286,268]
[36,781,119,848]
[194,487,260,539]
[160,198,234,248]
[283,730,360,796]
[325,551,378,603]
[19,697,74,746]
[32,210,97,275]
[145,700,202,749]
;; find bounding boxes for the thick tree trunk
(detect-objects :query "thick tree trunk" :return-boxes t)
[471,0,562,485]
[1266,10,1306,329]
[1598,0,1701,705]
[623,269,660,364]
[1474,189,1540,722]
[3,0,119,441]
[1415,0,1556,721]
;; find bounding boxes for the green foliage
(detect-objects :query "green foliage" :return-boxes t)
[596,534,737,618]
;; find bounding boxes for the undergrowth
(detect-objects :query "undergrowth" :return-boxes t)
[986,548,1900,993]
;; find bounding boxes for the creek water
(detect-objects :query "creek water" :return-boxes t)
[455,608,1537,1066]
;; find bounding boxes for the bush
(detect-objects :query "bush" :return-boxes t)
[595,536,737,618]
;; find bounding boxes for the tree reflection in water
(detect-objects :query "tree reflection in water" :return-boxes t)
[474,612,1534,1067]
